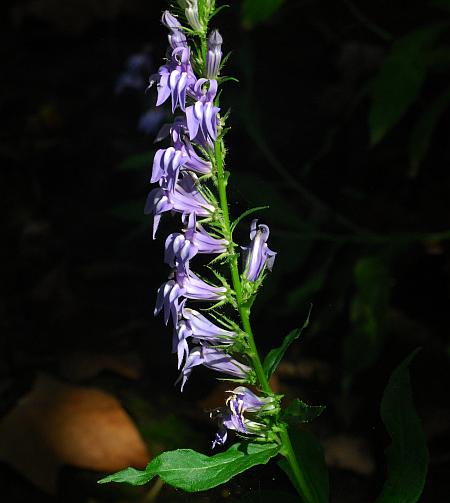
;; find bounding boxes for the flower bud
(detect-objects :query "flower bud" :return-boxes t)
[206,29,223,79]
[161,10,181,29]
[161,11,187,49]
[177,0,203,32]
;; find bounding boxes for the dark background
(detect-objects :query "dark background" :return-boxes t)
[1,0,450,501]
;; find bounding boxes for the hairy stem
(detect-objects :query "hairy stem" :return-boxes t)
[213,137,312,502]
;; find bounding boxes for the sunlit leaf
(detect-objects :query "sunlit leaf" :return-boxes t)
[263,305,312,378]
[99,442,280,492]
[278,430,329,503]
[369,26,443,145]
[376,349,428,503]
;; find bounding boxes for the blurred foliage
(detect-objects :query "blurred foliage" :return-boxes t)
[369,25,443,146]
[240,0,285,29]
[368,4,450,175]
[376,350,428,503]
[343,256,391,382]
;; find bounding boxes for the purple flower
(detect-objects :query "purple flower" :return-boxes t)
[183,305,235,343]
[186,79,220,144]
[242,219,276,282]
[164,213,227,267]
[211,386,274,448]
[161,11,187,49]
[155,118,212,174]
[151,119,212,188]
[154,265,227,325]
[148,47,196,112]
[226,386,276,414]
[151,146,189,191]
[172,318,191,369]
[172,303,236,368]
[176,345,251,391]
[206,30,223,79]
[169,119,212,174]
[164,232,198,268]
[144,173,215,238]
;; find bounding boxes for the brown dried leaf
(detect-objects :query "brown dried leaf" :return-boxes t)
[0,373,149,493]
[277,358,332,383]
[59,351,143,381]
[323,434,374,476]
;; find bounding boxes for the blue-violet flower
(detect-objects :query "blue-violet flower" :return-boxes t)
[242,219,277,282]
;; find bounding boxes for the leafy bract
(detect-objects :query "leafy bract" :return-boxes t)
[98,441,280,492]
[369,26,443,145]
[278,430,329,503]
[263,305,312,378]
[230,206,269,233]
[282,398,325,426]
[376,349,428,503]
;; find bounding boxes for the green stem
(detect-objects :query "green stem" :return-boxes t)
[213,138,313,502]
[279,426,316,503]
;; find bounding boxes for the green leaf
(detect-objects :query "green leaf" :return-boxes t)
[376,349,428,503]
[230,205,269,233]
[409,86,450,176]
[282,399,325,426]
[241,0,284,29]
[98,466,152,486]
[343,257,390,379]
[278,430,329,503]
[369,26,443,145]
[117,152,153,171]
[263,305,312,378]
[98,442,280,492]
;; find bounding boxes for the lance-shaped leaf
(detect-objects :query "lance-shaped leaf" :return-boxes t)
[278,430,329,503]
[263,305,312,378]
[230,205,269,233]
[98,441,280,492]
[282,398,325,426]
[369,26,443,145]
[375,349,428,503]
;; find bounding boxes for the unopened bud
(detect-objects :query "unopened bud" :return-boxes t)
[177,0,203,32]
[206,29,223,79]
